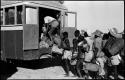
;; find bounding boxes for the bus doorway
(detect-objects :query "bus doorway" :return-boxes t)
[39,7,61,43]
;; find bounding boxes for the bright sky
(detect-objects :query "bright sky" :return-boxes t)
[64,1,124,33]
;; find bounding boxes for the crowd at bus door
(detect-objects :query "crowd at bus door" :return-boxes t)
[39,17,124,79]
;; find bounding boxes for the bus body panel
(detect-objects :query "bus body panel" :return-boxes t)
[1,26,23,60]
[1,31,5,60]
[1,1,67,11]
[4,30,16,59]
[15,30,23,60]
[23,24,39,50]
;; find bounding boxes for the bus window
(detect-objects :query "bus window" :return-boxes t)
[17,6,23,24]
[0,9,3,25]
[26,6,37,24]
[65,12,76,28]
[5,7,15,25]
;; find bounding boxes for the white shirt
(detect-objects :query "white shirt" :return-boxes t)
[85,37,94,51]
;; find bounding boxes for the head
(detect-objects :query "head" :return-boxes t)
[78,35,85,43]
[108,28,118,37]
[42,26,47,33]
[94,35,100,38]
[102,33,110,40]
[63,32,68,39]
[74,30,80,37]
[84,32,89,37]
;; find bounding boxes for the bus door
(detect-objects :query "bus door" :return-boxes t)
[63,12,77,47]
[23,6,39,50]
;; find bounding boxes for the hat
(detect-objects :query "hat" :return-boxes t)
[94,30,103,37]
[109,28,122,38]
[109,28,118,34]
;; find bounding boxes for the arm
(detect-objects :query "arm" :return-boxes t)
[64,39,70,50]
[73,39,77,51]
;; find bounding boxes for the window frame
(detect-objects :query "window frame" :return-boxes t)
[0,8,3,25]
[1,5,24,26]
[16,5,23,25]
[5,6,15,25]
[25,5,38,25]
[64,11,77,28]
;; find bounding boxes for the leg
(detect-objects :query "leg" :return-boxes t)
[114,65,118,79]
[76,59,83,78]
[70,65,77,76]
[62,59,70,76]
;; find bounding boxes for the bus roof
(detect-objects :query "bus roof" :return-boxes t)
[1,0,68,11]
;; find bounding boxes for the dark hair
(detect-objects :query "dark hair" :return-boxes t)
[63,32,68,38]
[102,33,110,40]
[84,32,89,37]
[74,30,80,37]
[78,35,85,42]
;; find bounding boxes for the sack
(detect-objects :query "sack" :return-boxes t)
[50,20,59,28]
[52,45,63,54]
[39,41,49,48]
[96,57,106,75]
[109,38,124,56]
[62,50,72,60]
[53,36,61,47]
[83,63,101,72]
[97,51,105,57]
[111,54,121,65]
[84,51,94,62]
[70,59,77,65]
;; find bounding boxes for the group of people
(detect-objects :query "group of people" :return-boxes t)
[39,16,124,79]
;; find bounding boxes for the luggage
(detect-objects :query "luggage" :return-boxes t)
[84,51,94,62]
[39,41,49,48]
[83,62,101,72]
[70,59,77,65]
[111,54,121,65]
[50,20,59,28]
[52,45,63,54]
[62,50,72,60]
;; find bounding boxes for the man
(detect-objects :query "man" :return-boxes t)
[73,30,87,78]
[71,30,81,77]
[73,30,80,53]
[44,16,59,41]
[61,32,71,76]
[93,31,106,76]
[84,32,94,62]
[109,28,123,39]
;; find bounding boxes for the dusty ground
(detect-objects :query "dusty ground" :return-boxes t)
[1,55,124,79]
[8,66,78,79]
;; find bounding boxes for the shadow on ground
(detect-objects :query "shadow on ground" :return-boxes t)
[0,54,64,80]
[0,60,17,80]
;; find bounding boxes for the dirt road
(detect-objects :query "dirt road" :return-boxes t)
[8,66,78,79]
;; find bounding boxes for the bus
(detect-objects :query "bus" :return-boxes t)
[1,0,77,62]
